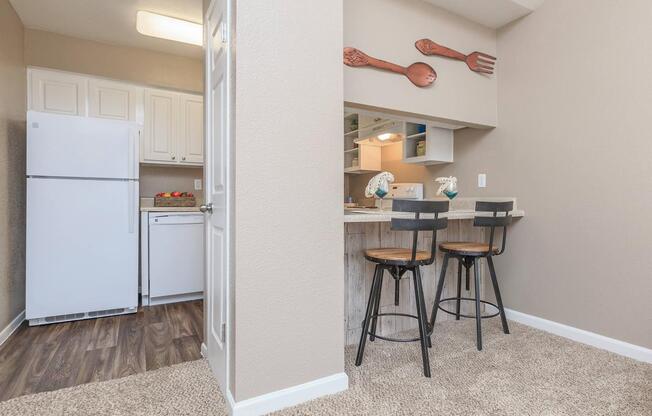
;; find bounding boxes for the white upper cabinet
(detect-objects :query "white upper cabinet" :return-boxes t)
[30,69,87,116]
[89,79,141,122]
[402,123,454,165]
[143,89,204,166]
[143,89,178,164]
[28,68,203,167]
[179,94,204,165]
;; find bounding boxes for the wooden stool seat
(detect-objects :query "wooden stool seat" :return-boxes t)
[439,242,499,256]
[365,248,430,265]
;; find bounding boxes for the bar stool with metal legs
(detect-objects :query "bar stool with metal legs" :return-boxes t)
[355,199,449,377]
[429,201,513,351]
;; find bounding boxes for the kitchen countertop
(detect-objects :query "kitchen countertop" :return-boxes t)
[140,206,201,212]
[344,197,524,223]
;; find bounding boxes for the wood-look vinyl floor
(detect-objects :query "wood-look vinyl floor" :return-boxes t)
[0,300,203,402]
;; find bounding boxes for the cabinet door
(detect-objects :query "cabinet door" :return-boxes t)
[29,69,87,116]
[89,79,140,122]
[143,89,178,163]
[179,94,204,165]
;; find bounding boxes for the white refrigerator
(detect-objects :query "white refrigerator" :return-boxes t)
[26,111,140,325]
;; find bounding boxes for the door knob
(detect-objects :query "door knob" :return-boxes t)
[199,203,213,214]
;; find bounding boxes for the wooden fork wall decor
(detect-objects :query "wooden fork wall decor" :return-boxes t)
[343,47,436,87]
[415,39,496,74]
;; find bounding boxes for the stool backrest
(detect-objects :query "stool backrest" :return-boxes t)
[474,201,513,255]
[391,199,449,265]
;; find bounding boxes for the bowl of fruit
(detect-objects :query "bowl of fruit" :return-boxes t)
[154,191,196,207]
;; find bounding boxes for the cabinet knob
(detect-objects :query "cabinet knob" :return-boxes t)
[182,156,186,161]
[171,154,176,160]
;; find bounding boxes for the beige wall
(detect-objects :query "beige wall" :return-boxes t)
[233,0,344,401]
[139,167,203,198]
[445,0,652,348]
[344,0,497,127]
[24,29,203,93]
[0,0,26,331]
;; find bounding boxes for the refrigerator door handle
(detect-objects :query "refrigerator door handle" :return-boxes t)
[128,181,135,233]
[128,130,136,179]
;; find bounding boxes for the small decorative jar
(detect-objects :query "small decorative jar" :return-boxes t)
[416,140,426,156]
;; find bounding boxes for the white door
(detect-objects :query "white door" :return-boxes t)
[203,0,231,393]
[29,69,87,116]
[143,89,178,163]
[179,94,204,165]
[89,79,140,122]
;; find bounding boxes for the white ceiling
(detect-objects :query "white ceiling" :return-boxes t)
[422,0,544,29]
[9,0,203,58]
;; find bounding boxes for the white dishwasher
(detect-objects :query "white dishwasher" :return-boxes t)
[144,212,204,305]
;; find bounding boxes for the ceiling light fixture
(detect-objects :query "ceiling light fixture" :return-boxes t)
[377,133,393,141]
[136,11,202,46]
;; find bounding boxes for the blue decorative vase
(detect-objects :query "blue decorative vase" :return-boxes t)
[443,182,458,200]
[443,189,458,200]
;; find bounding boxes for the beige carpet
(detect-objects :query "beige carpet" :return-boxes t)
[1,320,650,415]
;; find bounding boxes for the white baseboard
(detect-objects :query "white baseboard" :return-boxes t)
[505,308,652,364]
[0,310,25,348]
[226,389,237,415]
[227,372,349,416]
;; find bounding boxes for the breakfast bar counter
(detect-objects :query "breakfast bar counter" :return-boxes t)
[345,197,524,223]
[343,197,523,345]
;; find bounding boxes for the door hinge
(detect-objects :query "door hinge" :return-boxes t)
[221,323,226,342]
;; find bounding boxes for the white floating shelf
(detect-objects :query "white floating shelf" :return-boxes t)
[405,132,426,140]
[344,167,379,174]
[402,156,449,166]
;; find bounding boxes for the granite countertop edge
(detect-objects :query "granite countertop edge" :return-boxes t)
[344,209,525,223]
[140,206,201,212]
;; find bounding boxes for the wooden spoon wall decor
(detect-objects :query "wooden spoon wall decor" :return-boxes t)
[414,39,496,74]
[343,47,436,87]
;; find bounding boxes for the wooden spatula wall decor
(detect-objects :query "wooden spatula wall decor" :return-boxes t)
[343,47,436,87]
[414,39,496,74]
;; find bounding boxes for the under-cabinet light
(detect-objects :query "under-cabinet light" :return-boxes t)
[136,11,202,46]
[378,133,392,141]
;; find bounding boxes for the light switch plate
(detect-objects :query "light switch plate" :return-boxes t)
[194,179,202,190]
[478,173,487,188]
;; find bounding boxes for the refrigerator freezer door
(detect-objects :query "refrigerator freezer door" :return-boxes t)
[26,177,139,319]
[27,111,139,180]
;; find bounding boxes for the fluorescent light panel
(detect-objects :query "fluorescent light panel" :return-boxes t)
[136,11,202,46]
[377,133,393,141]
